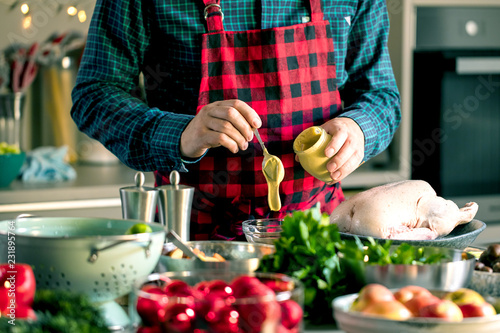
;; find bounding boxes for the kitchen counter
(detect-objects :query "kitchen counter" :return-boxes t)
[0,163,155,220]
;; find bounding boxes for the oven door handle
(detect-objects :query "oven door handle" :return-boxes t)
[456,57,500,75]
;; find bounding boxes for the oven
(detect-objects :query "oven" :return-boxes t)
[411,6,500,224]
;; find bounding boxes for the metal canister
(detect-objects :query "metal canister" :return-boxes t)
[119,172,158,222]
[157,170,194,242]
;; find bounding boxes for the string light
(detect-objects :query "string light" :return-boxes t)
[67,6,77,16]
[78,10,87,23]
[17,1,91,27]
[20,3,29,14]
[22,15,32,29]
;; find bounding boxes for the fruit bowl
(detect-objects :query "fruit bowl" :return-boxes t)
[159,241,275,272]
[332,290,500,333]
[0,150,25,187]
[341,246,476,291]
[242,218,283,245]
[130,271,304,332]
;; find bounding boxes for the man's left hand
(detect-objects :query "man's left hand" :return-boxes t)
[321,117,365,184]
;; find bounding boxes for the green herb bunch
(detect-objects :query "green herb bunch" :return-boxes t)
[258,204,450,324]
[0,289,109,333]
[258,204,359,324]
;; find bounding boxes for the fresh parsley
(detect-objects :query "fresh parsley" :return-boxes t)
[258,204,450,324]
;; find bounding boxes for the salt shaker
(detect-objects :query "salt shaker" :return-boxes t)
[119,172,159,222]
[157,170,194,242]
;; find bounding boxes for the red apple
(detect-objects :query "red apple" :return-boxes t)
[361,300,412,320]
[207,305,241,332]
[280,299,303,330]
[137,326,161,333]
[208,279,232,293]
[136,286,169,326]
[237,298,281,333]
[198,289,235,321]
[230,276,262,298]
[394,285,433,304]
[419,299,463,322]
[277,324,300,333]
[404,294,441,316]
[194,280,211,296]
[162,303,196,333]
[261,279,294,293]
[163,280,196,298]
[443,288,485,306]
[459,302,497,318]
[351,284,395,312]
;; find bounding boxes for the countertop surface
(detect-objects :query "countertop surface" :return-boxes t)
[0,162,155,203]
[0,163,155,220]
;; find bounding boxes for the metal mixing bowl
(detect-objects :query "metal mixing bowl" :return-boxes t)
[341,246,476,291]
[159,241,275,272]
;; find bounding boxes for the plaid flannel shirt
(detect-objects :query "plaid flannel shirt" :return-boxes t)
[71,0,401,173]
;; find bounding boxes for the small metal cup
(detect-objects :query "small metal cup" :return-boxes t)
[157,171,194,242]
[120,172,158,222]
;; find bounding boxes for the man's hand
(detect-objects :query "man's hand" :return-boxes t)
[180,100,262,158]
[321,117,365,184]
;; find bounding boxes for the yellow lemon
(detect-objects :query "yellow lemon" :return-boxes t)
[125,222,153,235]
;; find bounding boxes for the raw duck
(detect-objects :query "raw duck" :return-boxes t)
[329,180,479,240]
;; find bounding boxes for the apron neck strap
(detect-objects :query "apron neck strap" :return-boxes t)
[203,0,224,33]
[202,0,325,32]
[309,0,325,22]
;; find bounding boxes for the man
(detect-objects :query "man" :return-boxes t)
[71,0,400,240]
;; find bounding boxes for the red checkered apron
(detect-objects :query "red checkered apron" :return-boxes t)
[157,0,344,240]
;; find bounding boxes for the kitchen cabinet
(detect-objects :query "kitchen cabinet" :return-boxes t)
[0,163,154,220]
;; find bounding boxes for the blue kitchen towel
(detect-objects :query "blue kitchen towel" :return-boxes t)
[20,146,76,182]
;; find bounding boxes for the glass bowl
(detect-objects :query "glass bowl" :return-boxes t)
[242,218,283,245]
[130,271,304,332]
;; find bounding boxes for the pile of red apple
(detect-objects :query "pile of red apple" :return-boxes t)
[135,275,303,333]
[350,284,497,321]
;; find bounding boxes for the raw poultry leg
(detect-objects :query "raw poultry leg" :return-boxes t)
[330,180,478,240]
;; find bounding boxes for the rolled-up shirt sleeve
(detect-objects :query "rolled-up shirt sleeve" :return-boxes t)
[334,0,401,162]
[71,0,194,172]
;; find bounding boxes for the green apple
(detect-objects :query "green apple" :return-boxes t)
[125,222,153,235]
[0,142,21,155]
[443,288,485,306]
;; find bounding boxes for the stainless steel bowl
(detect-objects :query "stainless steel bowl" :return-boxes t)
[341,246,476,291]
[159,241,275,272]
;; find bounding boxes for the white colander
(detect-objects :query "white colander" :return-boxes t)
[0,216,166,330]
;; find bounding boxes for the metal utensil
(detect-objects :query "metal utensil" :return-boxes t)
[253,129,285,211]
[165,230,202,261]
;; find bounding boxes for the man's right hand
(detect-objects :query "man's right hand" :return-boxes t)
[180,99,262,158]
